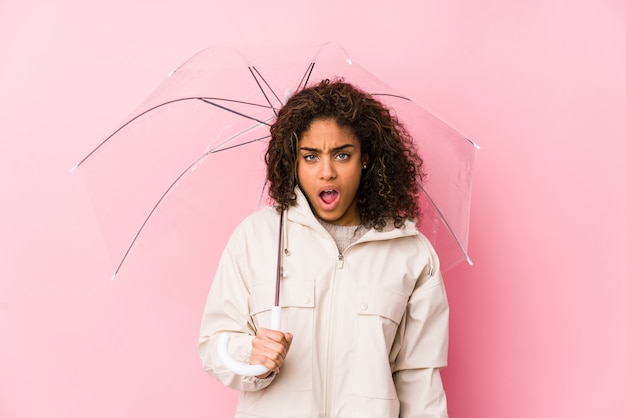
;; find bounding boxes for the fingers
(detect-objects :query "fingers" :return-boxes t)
[284,331,293,346]
[249,328,293,373]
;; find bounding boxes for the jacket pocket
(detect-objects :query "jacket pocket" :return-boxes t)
[250,279,315,391]
[352,286,408,400]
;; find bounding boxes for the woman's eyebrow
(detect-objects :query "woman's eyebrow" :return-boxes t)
[299,144,355,153]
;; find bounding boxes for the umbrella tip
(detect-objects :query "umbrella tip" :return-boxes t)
[70,164,79,173]
[346,57,353,65]
[466,256,474,266]
[168,69,176,77]
[110,273,117,282]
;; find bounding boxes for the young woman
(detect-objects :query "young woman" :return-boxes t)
[198,80,449,417]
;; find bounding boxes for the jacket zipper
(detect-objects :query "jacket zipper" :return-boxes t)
[337,253,344,269]
[319,229,411,415]
[324,251,345,416]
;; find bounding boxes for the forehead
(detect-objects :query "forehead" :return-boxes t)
[299,118,359,148]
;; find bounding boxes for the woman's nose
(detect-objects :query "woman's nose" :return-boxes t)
[319,158,336,180]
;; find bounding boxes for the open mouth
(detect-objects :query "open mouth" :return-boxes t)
[320,190,339,205]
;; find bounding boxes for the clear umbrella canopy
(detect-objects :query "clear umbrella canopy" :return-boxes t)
[73,43,478,279]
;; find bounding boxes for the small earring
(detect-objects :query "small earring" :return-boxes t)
[362,163,367,169]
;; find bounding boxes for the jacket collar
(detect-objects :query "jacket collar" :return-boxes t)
[287,187,419,242]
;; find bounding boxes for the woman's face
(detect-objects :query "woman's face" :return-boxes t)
[297,118,364,226]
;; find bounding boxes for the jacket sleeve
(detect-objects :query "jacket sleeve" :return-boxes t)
[391,238,450,418]
[197,226,276,392]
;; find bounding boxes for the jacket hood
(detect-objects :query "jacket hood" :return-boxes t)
[288,186,419,242]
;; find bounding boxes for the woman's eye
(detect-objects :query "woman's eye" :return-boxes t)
[336,152,350,160]
[303,154,317,161]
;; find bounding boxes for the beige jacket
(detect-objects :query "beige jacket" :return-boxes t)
[198,189,449,417]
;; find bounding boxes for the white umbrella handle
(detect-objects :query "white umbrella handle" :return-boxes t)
[217,306,282,376]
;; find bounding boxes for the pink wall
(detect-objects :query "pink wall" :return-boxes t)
[2,1,625,417]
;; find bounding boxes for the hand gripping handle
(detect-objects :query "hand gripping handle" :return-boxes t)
[217,306,282,376]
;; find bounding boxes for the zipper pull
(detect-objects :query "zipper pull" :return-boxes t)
[337,253,344,269]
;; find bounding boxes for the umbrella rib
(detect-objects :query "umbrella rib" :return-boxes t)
[297,62,315,90]
[245,60,317,114]
[198,98,275,126]
[371,93,411,101]
[207,114,274,153]
[72,97,273,171]
[211,134,271,153]
[111,133,271,279]
[419,185,473,266]
[248,66,282,117]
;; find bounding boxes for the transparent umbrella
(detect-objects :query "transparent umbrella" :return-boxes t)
[72,42,479,376]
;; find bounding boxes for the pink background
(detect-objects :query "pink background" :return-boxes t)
[2,1,625,417]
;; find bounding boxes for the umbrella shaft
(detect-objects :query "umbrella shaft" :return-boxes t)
[274,210,284,306]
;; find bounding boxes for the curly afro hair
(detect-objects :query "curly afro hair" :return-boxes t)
[265,79,425,230]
